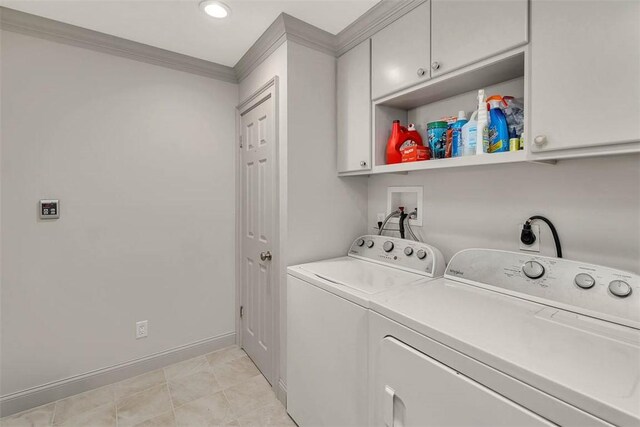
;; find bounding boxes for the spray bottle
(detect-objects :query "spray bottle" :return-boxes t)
[461,110,478,156]
[486,95,509,153]
[476,89,489,155]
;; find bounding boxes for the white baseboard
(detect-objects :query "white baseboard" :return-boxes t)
[276,379,287,406]
[1,332,236,417]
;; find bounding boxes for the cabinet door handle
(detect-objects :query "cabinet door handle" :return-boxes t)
[417,68,426,77]
[534,135,547,146]
[431,61,441,71]
[360,161,367,167]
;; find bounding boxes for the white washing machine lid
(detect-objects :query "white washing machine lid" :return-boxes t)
[371,279,640,426]
[287,257,427,307]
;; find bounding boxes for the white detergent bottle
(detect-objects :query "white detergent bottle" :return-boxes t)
[462,110,478,156]
[476,89,489,155]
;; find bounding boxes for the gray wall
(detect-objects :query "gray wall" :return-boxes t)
[368,154,640,273]
[1,30,239,396]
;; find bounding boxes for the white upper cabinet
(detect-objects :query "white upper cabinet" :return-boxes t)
[529,0,640,153]
[431,0,528,76]
[371,1,431,100]
[337,39,371,173]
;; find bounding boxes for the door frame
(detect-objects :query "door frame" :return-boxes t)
[235,76,280,389]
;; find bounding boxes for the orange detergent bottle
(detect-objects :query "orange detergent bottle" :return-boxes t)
[386,121,424,164]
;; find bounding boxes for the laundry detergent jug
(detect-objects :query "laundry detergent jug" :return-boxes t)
[386,120,424,164]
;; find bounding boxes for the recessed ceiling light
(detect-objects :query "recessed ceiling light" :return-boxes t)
[199,0,231,19]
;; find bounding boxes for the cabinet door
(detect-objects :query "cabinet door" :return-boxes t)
[337,39,371,173]
[371,1,430,100]
[431,0,528,76]
[530,0,640,153]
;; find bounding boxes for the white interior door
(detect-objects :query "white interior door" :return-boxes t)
[239,86,276,385]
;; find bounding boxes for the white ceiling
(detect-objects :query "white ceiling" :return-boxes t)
[1,0,379,66]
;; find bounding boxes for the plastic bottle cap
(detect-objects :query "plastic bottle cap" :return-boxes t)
[427,121,448,129]
[457,110,466,120]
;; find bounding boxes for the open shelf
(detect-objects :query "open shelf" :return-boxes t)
[372,48,528,174]
[372,150,527,174]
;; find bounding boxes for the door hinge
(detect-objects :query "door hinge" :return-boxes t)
[240,305,244,318]
[239,136,243,148]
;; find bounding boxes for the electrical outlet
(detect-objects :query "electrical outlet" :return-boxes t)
[519,223,540,252]
[136,320,148,339]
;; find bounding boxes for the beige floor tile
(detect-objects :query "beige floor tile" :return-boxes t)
[237,403,294,427]
[117,384,172,427]
[206,346,245,367]
[114,370,166,400]
[223,376,278,418]
[173,392,236,427]
[211,356,260,389]
[55,403,116,427]
[132,411,176,427]
[169,371,222,407]
[0,402,55,427]
[52,386,113,425]
[164,356,211,381]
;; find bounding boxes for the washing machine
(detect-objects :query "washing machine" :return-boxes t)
[286,235,446,427]
[369,248,639,426]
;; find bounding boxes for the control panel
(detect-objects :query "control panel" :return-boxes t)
[348,235,446,278]
[445,249,640,329]
[39,199,59,219]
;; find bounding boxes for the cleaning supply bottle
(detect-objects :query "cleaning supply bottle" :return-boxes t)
[486,95,509,153]
[451,111,468,157]
[461,110,478,156]
[476,90,489,155]
[386,120,424,164]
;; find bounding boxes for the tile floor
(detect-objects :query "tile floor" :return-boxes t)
[1,346,295,427]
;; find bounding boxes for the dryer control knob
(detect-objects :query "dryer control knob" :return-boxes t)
[404,247,414,256]
[575,273,595,289]
[356,238,365,247]
[383,241,394,252]
[522,261,545,279]
[609,280,632,298]
[416,249,427,260]
[366,240,374,248]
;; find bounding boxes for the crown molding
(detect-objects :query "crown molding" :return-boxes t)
[335,0,427,57]
[233,13,335,82]
[1,2,426,84]
[0,7,238,83]
[233,14,287,82]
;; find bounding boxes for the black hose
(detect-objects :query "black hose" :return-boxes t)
[399,212,408,239]
[527,215,562,258]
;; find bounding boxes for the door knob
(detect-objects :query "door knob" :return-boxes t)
[360,160,367,167]
[260,251,272,261]
[417,68,426,77]
[534,135,547,146]
[431,61,440,70]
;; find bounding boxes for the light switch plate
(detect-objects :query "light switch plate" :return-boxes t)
[39,199,60,219]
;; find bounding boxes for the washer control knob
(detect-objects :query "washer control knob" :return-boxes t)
[522,261,545,279]
[383,241,394,252]
[609,280,632,298]
[404,247,414,256]
[366,240,374,248]
[355,238,365,247]
[574,273,595,289]
[416,249,427,260]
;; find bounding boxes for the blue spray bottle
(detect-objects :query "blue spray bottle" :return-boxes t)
[486,95,509,153]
